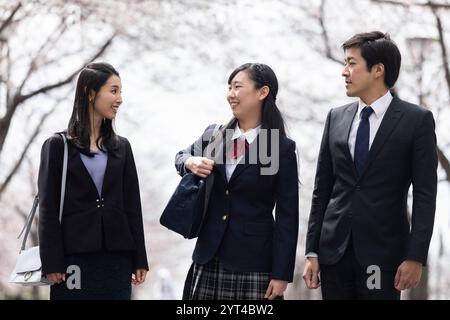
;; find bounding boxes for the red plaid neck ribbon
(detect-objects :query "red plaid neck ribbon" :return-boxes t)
[226,137,249,160]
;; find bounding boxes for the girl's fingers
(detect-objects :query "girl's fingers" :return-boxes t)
[264,282,273,299]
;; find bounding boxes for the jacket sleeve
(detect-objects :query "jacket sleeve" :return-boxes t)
[272,139,299,282]
[408,110,438,264]
[305,109,334,255]
[123,138,149,271]
[38,135,66,275]
[174,124,217,176]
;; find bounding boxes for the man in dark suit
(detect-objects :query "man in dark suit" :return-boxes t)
[303,31,438,299]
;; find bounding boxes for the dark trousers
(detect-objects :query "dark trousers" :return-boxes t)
[320,237,401,300]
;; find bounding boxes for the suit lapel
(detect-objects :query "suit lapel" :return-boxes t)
[228,137,257,184]
[357,96,404,180]
[71,146,101,197]
[214,140,227,182]
[71,144,112,198]
[342,102,359,177]
[99,151,112,197]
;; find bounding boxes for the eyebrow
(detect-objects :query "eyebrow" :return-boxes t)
[231,80,243,85]
[110,85,120,89]
[345,57,356,62]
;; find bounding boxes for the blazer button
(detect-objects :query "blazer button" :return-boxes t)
[96,199,99,202]
[101,204,104,207]
[225,190,229,195]
[101,198,104,201]
[97,205,100,208]
[222,214,228,221]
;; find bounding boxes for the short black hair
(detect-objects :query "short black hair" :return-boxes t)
[342,31,401,88]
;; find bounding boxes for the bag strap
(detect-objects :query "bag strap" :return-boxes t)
[18,133,68,251]
[58,133,68,222]
[195,124,225,236]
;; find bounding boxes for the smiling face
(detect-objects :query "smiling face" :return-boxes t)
[227,70,267,121]
[342,47,382,100]
[90,75,122,120]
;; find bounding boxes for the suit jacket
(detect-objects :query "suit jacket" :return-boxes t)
[175,122,299,282]
[305,96,438,270]
[38,134,148,275]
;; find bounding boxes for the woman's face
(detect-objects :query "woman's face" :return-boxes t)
[90,75,122,120]
[227,70,267,120]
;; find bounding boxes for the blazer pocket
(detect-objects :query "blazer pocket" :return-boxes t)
[244,222,274,236]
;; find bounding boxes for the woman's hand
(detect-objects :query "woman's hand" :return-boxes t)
[46,272,65,284]
[185,157,215,178]
[132,268,147,285]
[264,279,288,300]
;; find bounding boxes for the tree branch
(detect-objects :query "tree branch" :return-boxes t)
[432,7,450,100]
[0,2,22,36]
[15,16,69,97]
[369,0,450,9]
[0,32,116,154]
[0,103,56,197]
[437,145,450,183]
[17,32,117,104]
[318,0,342,64]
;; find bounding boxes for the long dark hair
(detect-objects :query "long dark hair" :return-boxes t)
[67,62,120,156]
[227,63,286,137]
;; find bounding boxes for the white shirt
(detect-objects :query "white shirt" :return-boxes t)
[348,90,393,159]
[225,124,261,181]
[306,90,393,258]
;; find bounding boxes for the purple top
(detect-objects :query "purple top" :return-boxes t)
[80,150,108,196]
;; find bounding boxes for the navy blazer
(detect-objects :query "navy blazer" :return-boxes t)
[175,123,299,282]
[38,134,148,275]
[306,96,438,270]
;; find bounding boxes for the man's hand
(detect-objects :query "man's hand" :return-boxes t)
[46,272,65,284]
[185,157,215,178]
[394,260,422,291]
[264,279,288,300]
[303,257,320,289]
[132,268,147,285]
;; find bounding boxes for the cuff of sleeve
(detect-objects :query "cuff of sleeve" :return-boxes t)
[305,252,318,258]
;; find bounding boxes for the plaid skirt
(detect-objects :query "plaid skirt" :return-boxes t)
[183,257,276,300]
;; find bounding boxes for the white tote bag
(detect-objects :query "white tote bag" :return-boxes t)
[9,134,68,286]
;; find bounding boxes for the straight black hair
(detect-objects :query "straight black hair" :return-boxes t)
[342,31,401,88]
[227,63,287,137]
[67,62,120,156]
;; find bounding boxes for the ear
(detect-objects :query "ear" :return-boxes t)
[88,89,96,103]
[258,85,270,101]
[373,63,385,79]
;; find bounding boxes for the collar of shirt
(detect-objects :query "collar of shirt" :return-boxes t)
[231,124,261,143]
[358,90,393,119]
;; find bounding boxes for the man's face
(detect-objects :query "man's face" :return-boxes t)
[342,47,378,98]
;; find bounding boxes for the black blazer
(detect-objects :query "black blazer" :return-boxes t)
[38,134,148,275]
[306,96,438,270]
[175,123,299,282]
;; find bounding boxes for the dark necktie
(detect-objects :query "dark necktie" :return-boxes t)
[354,106,374,176]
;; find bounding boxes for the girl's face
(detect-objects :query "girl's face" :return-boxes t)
[90,75,122,120]
[227,70,268,121]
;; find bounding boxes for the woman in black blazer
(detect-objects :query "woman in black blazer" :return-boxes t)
[38,62,148,299]
[176,63,299,300]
